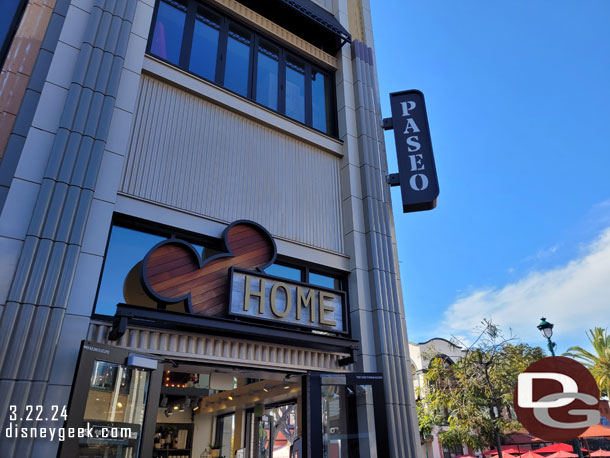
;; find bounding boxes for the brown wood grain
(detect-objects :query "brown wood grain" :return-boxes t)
[143,224,274,317]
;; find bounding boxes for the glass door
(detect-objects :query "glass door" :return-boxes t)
[304,373,389,458]
[60,341,163,457]
[250,403,298,458]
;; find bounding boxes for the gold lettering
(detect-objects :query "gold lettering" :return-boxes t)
[244,275,266,314]
[296,287,316,323]
[270,282,292,318]
[318,291,337,327]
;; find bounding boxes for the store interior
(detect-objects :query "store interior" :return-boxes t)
[152,364,302,458]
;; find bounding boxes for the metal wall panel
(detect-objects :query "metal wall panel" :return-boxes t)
[121,75,344,253]
[350,40,422,458]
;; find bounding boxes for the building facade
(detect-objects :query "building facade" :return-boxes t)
[0,0,422,457]
[409,338,467,458]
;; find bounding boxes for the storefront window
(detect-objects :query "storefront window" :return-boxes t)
[309,272,340,290]
[150,0,187,65]
[321,384,378,458]
[190,7,221,81]
[265,263,302,283]
[224,24,251,97]
[285,57,306,124]
[95,225,214,317]
[96,224,344,319]
[311,70,328,132]
[0,0,27,66]
[256,41,279,110]
[95,226,164,316]
[79,361,150,456]
[147,1,337,135]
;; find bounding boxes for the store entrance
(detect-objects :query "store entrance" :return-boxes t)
[62,342,390,458]
[152,363,302,458]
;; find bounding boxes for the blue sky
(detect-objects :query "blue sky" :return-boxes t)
[371,1,610,352]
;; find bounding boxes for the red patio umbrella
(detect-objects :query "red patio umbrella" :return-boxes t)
[547,452,578,458]
[590,451,610,457]
[521,451,545,458]
[578,424,610,438]
[486,447,524,455]
[535,444,588,454]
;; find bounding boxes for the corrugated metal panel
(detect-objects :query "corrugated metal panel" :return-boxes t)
[121,75,343,253]
[87,322,349,372]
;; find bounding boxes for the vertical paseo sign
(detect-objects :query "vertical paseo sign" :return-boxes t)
[387,90,439,213]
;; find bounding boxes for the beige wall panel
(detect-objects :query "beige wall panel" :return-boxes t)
[120,75,344,253]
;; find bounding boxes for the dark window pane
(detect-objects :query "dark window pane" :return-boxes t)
[1,0,24,60]
[285,57,305,123]
[309,272,339,290]
[150,0,187,64]
[265,263,302,282]
[256,41,279,110]
[95,227,164,316]
[189,8,221,80]
[224,25,251,96]
[312,70,327,132]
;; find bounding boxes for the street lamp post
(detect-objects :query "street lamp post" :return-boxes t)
[535,317,584,458]
[537,317,556,356]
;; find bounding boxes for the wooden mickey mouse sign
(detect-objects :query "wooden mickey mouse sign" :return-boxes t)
[140,220,347,333]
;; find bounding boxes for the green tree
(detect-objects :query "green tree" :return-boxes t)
[417,321,545,452]
[564,327,610,397]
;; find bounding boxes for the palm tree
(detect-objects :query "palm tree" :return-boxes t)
[564,327,610,397]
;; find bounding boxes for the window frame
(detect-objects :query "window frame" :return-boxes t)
[147,0,337,136]
[92,215,223,320]
[266,259,345,292]
[93,216,347,320]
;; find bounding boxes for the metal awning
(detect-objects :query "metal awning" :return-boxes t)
[236,0,351,53]
[279,0,351,44]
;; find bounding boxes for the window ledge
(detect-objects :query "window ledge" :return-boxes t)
[143,55,344,157]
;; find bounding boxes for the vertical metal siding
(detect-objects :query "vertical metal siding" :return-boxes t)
[121,75,343,253]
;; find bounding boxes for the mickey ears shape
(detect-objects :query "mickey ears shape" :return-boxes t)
[141,221,277,314]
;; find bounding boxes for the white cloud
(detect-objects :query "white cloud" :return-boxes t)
[442,227,610,348]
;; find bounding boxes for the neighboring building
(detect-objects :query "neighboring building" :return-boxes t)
[409,338,467,458]
[0,0,422,457]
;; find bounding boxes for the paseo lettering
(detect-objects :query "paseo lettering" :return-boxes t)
[400,99,429,192]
